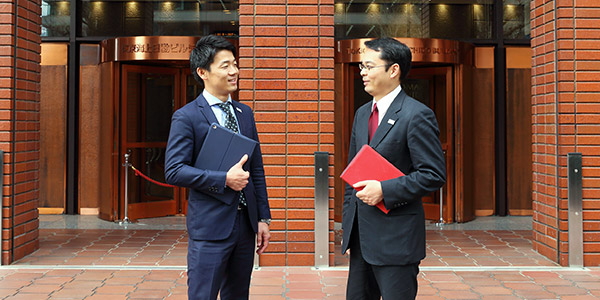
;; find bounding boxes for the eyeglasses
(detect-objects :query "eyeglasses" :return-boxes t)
[358,63,391,72]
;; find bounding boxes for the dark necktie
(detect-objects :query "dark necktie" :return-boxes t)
[217,102,247,208]
[368,102,379,142]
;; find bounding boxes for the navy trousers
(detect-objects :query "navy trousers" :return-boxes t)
[187,209,255,300]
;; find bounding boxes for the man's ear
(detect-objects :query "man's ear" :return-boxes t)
[389,63,401,80]
[198,67,208,81]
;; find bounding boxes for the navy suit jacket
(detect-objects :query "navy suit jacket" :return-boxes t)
[165,94,270,241]
[341,90,446,266]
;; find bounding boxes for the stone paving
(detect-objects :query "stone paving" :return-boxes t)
[1,228,599,299]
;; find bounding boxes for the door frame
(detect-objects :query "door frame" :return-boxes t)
[408,66,454,223]
[118,64,189,220]
[334,38,474,223]
[335,64,456,222]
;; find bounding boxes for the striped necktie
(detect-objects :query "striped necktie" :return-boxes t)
[217,102,247,208]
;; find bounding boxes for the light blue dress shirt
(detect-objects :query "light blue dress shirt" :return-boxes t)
[202,90,241,132]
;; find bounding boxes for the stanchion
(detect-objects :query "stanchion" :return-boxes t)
[436,150,446,228]
[118,152,134,225]
[435,186,444,227]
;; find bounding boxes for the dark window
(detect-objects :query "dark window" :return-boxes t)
[81,0,238,37]
[42,0,71,37]
[335,1,494,40]
[43,0,239,38]
[503,0,530,39]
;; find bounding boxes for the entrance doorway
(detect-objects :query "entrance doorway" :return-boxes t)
[119,64,201,220]
[404,67,453,221]
[334,38,475,224]
[97,36,238,222]
[339,64,454,222]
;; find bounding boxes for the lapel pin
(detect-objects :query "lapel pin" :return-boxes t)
[387,119,396,125]
[236,107,242,113]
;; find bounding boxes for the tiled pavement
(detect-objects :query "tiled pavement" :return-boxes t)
[1,220,600,299]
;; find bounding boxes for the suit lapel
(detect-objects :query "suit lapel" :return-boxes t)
[230,101,248,137]
[369,91,407,148]
[196,94,219,125]
[196,95,247,136]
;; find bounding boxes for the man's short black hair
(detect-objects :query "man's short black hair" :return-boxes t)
[364,38,412,81]
[190,35,236,82]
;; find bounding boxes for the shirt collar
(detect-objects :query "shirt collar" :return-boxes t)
[203,90,232,106]
[372,84,402,113]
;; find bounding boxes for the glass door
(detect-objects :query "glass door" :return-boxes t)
[120,65,184,220]
[403,67,454,222]
[338,65,455,222]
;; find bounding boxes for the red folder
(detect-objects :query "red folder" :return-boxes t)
[340,145,405,214]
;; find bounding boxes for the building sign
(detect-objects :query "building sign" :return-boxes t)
[101,36,201,62]
[120,43,195,55]
[336,38,472,65]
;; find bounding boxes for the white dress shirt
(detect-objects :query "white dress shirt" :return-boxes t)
[371,84,402,125]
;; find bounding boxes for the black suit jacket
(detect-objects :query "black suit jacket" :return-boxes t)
[341,90,446,266]
[164,94,271,241]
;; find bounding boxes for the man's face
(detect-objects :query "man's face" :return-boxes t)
[198,50,238,101]
[360,48,400,101]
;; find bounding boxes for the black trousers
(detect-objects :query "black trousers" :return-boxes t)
[346,217,420,300]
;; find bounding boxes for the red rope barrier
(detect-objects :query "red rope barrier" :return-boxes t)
[130,165,177,188]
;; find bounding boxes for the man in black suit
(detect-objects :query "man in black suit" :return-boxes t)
[341,38,446,299]
[165,35,271,300]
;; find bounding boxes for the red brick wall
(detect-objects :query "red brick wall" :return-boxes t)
[239,0,335,266]
[531,0,600,266]
[0,0,41,265]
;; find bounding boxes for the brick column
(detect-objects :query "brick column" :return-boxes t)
[239,0,335,266]
[531,0,600,266]
[0,0,41,265]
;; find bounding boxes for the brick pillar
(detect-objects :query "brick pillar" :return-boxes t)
[531,0,600,266]
[239,0,335,266]
[0,0,41,265]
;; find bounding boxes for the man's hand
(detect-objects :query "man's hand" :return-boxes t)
[256,222,271,255]
[354,180,383,206]
[342,239,350,255]
[226,154,249,191]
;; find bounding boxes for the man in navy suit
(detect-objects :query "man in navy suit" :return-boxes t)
[165,35,271,300]
[342,38,446,299]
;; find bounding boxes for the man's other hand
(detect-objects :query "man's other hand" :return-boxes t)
[256,222,271,255]
[354,180,383,206]
[342,239,350,256]
[226,154,249,191]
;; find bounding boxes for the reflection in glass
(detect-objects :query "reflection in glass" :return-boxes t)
[81,0,238,37]
[187,75,203,104]
[126,72,175,143]
[127,147,173,203]
[504,0,530,39]
[42,0,71,37]
[335,0,494,40]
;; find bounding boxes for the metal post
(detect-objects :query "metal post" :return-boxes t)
[119,152,133,225]
[568,153,583,267]
[253,252,259,270]
[435,186,444,227]
[314,152,329,268]
[436,150,446,227]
